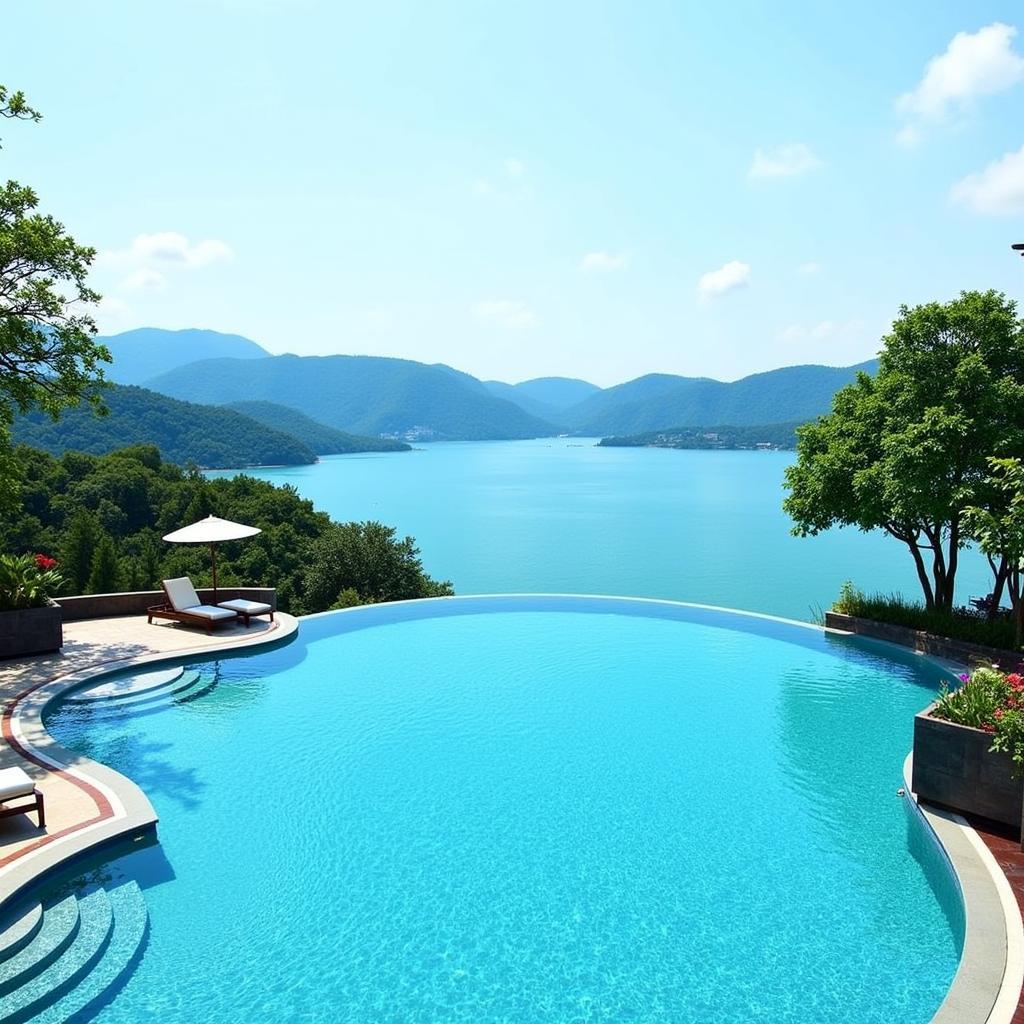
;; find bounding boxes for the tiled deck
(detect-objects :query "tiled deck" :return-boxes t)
[970,819,1024,1023]
[0,614,295,875]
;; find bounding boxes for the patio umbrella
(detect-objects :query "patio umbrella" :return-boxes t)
[162,515,261,601]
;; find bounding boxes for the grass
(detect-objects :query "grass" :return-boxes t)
[833,582,1020,653]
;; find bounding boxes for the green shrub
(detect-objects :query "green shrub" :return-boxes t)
[0,553,65,611]
[832,582,1019,652]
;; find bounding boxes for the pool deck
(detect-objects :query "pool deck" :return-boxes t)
[0,613,297,907]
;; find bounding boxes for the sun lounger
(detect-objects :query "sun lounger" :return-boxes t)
[216,598,274,626]
[148,578,239,633]
[0,766,45,829]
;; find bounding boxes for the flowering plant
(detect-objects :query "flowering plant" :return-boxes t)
[0,554,66,611]
[933,666,1024,767]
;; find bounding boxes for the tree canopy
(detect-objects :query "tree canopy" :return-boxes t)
[1,442,452,613]
[784,290,1024,611]
[0,83,109,512]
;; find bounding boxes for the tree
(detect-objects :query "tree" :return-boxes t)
[87,533,120,594]
[61,509,100,593]
[0,83,109,512]
[300,521,453,612]
[784,290,1024,612]
[964,458,1024,647]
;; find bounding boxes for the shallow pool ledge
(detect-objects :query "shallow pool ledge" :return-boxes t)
[904,754,1024,1024]
[0,612,299,913]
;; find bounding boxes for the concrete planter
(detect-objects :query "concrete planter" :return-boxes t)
[912,702,1022,829]
[0,600,63,659]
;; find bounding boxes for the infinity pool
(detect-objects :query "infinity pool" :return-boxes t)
[44,597,962,1023]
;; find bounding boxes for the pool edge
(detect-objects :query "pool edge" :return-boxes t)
[903,753,1024,1024]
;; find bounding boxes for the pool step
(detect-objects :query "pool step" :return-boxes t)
[33,882,148,1024]
[0,888,112,1023]
[0,895,80,999]
[70,671,201,713]
[0,878,149,1024]
[73,670,215,722]
[0,905,43,965]
[66,666,185,704]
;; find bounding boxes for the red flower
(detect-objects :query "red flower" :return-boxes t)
[34,554,57,571]
[994,709,1005,720]
[1008,673,1024,692]
[982,724,996,733]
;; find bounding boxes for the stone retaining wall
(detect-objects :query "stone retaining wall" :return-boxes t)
[824,611,1021,668]
[57,588,277,622]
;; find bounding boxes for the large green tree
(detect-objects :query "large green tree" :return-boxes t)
[0,83,109,512]
[784,290,1024,612]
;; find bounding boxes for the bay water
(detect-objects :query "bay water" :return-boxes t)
[207,438,991,622]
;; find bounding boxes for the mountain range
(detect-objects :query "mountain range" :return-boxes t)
[78,327,882,452]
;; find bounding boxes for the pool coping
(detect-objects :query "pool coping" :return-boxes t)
[0,593,1019,1024]
[0,613,298,916]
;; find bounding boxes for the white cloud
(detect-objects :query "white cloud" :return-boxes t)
[94,296,132,333]
[697,260,750,299]
[748,143,823,179]
[897,23,1024,140]
[100,232,233,269]
[119,268,166,291]
[580,251,628,273]
[474,299,538,329]
[472,157,530,199]
[780,319,862,343]
[951,143,1024,214]
[797,261,823,276]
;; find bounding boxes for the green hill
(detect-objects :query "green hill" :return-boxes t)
[599,422,802,450]
[564,360,880,435]
[146,354,557,441]
[12,385,317,468]
[222,401,411,454]
[484,377,601,422]
[100,327,270,385]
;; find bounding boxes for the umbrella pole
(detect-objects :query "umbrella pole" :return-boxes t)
[211,543,218,602]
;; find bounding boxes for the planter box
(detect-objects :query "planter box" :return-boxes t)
[912,702,1023,829]
[0,601,63,659]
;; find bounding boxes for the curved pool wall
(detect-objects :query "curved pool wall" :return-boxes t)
[3,596,987,1023]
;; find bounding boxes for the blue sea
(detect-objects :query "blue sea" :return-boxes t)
[207,439,990,620]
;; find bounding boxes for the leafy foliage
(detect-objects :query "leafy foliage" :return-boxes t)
[13,384,318,468]
[833,582,1019,652]
[786,291,1024,611]
[0,552,64,610]
[0,443,451,614]
[301,521,452,610]
[0,82,108,513]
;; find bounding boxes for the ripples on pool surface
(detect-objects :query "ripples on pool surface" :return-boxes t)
[46,597,963,1024]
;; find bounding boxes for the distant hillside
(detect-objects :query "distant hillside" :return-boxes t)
[484,377,601,421]
[101,328,269,385]
[222,401,411,454]
[13,385,317,468]
[599,421,802,450]
[146,354,557,441]
[565,360,880,435]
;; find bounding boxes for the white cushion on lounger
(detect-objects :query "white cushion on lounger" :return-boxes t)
[217,599,272,616]
[186,605,238,621]
[163,577,202,612]
[0,767,35,801]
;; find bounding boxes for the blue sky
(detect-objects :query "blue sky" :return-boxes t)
[4,1,1024,386]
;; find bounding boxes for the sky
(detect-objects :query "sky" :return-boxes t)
[4,1,1024,387]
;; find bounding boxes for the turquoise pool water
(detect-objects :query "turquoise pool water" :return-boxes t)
[44,598,963,1023]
